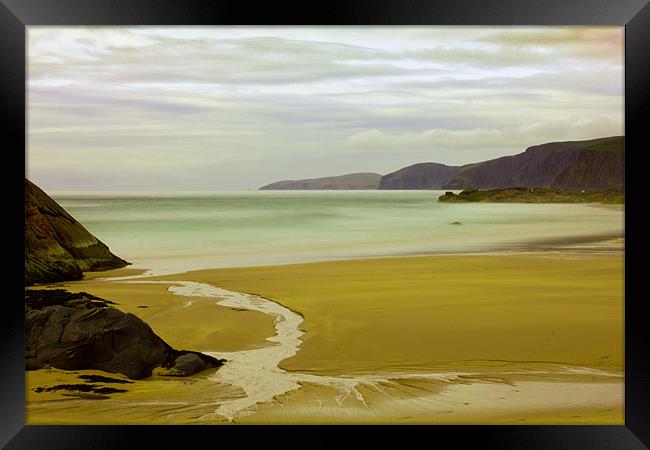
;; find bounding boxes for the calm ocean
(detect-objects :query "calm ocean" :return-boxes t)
[52,190,624,275]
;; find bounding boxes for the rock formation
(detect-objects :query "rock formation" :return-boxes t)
[25,179,129,285]
[25,289,224,379]
[438,187,624,203]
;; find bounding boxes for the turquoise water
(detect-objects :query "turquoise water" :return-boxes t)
[53,191,624,274]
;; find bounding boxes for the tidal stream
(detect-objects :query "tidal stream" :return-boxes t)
[122,279,622,422]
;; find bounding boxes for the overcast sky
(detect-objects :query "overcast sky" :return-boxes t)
[27,26,623,191]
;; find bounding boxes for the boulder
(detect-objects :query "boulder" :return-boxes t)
[26,290,224,379]
[164,353,209,377]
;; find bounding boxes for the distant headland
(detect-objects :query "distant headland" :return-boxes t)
[259,136,624,193]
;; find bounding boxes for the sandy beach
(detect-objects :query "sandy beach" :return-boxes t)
[25,25,628,430]
[26,246,623,424]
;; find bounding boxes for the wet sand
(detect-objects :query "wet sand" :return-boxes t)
[26,250,624,424]
[26,367,239,424]
[160,253,623,375]
[35,277,276,353]
[242,377,623,424]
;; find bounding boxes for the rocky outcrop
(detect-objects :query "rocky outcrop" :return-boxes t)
[25,179,129,285]
[259,172,382,190]
[438,187,624,204]
[378,163,464,189]
[442,136,624,190]
[25,289,224,379]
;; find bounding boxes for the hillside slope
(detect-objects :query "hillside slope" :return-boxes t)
[25,179,129,285]
[378,162,465,189]
[443,136,624,190]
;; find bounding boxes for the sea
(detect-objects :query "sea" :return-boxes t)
[51,190,625,275]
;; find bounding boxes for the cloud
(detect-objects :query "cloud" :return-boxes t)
[480,28,622,47]
[27,27,624,190]
[346,116,623,155]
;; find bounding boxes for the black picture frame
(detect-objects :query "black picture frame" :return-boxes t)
[2,0,648,447]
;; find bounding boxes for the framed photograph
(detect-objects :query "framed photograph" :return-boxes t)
[3,0,649,447]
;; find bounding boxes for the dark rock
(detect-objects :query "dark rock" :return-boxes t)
[25,179,129,285]
[450,221,462,225]
[91,386,129,395]
[437,187,624,204]
[25,289,116,309]
[33,384,127,394]
[78,375,134,384]
[26,304,174,379]
[164,353,207,376]
[62,393,111,400]
[26,289,225,379]
[438,192,457,201]
[160,351,224,377]
[33,383,126,399]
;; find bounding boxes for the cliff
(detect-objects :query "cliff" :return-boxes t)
[25,179,129,285]
[259,136,624,192]
[378,162,465,189]
[259,172,382,190]
[443,136,624,190]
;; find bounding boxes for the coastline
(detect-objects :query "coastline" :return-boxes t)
[26,234,624,424]
[102,229,624,279]
[23,23,628,428]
